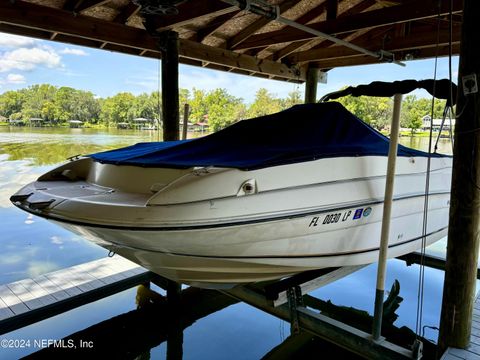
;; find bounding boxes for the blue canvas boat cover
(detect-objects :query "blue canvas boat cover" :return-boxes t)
[90,102,447,170]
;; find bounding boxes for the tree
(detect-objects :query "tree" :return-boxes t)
[334,95,392,130]
[0,90,25,119]
[281,89,303,109]
[21,84,56,120]
[247,88,283,118]
[99,92,136,126]
[203,88,244,132]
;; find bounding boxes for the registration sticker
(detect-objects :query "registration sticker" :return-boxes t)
[363,207,372,217]
[353,208,363,220]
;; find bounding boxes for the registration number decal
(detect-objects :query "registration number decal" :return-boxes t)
[308,207,372,227]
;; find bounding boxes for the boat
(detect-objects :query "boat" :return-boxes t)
[10,92,452,288]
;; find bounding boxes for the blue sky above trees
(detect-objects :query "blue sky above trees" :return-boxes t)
[0,32,458,103]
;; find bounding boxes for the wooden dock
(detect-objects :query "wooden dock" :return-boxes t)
[0,256,153,335]
[441,292,480,360]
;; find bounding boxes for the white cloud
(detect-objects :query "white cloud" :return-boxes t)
[50,235,64,245]
[27,260,60,277]
[0,46,62,73]
[6,73,26,84]
[60,47,88,56]
[0,33,37,48]
[0,73,26,85]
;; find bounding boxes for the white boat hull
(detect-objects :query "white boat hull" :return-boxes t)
[11,155,452,288]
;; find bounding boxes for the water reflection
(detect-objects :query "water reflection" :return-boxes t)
[399,136,453,155]
[0,127,158,166]
[22,276,441,359]
[25,285,239,359]
[0,127,158,285]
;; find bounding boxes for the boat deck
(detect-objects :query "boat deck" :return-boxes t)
[0,256,153,335]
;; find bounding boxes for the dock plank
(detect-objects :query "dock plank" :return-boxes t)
[7,282,45,311]
[15,278,57,306]
[0,298,14,321]
[0,285,30,315]
[33,275,70,301]
[443,293,480,359]
[0,256,153,335]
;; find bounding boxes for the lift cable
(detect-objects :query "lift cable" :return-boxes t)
[415,0,453,340]
[221,0,406,67]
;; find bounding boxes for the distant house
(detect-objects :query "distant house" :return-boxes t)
[422,115,456,131]
[117,122,130,129]
[9,119,25,127]
[68,120,83,128]
[194,121,209,133]
[133,117,155,130]
[29,118,44,127]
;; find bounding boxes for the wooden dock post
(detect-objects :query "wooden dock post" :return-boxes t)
[182,103,189,140]
[159,30,180,141]
[439,0,480,352]
[304,65,319,104]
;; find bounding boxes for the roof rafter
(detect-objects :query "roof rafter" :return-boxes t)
[312,43,460,69]
[266,0,377,61]
[236,0,463,50]
[63,0,110,13]
[191,10,241,43]
[227,0,299,49]
[287,26,461,64]
[149,0,238,31]
[113,3,140,24]
[0,0,304,82]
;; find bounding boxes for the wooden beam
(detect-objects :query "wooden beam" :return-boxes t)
[113,3,139,24]
[305,66,319,103]
[439,0,480,352]
[286,26,461,64]
[150,0,238,31]
[235,0,463,50]
[179,38,305,80]
[159,31,180,141]
[309,43,460,69]
[0,0,303,81]
[228,0,298,49]
[326,0,338,20]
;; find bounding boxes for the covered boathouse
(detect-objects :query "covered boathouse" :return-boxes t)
[0,0,478,359]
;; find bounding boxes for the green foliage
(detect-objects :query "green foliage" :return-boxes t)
[333,93,448,132]
[281,89,303,109]
[246,88,283,118]
[0,84,448,134]
[334,95,392,130]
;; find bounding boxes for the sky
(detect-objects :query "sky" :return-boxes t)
[0,32,459,104]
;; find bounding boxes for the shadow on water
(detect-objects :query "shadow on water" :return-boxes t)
[22,279,442,359]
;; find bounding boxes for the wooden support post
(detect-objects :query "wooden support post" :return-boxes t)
[304,65,319,104]
[158,30,180,141]
[166,280,182,360]
[439,0,480,352]
[182,103,189,140]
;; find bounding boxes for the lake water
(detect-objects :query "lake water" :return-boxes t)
[0,126,453,359]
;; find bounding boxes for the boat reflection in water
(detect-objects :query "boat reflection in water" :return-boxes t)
[25,280,437,359]
[11,103,452,288]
